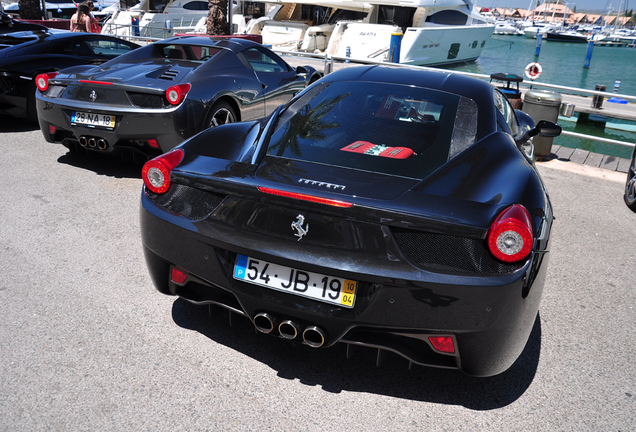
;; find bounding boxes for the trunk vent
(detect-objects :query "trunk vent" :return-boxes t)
[159,69,180,80]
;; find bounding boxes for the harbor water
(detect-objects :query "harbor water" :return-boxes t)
[442,35,636,159]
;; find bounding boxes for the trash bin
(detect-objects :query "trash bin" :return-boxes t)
[522,89,562,157]
[591,84,607,109]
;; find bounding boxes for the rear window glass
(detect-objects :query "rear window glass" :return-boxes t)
[157,44,221,62]
[267,81,476,179]
[84,38,136,56]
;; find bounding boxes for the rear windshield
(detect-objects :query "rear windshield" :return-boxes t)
[267,81,477,179]
[156,44,222,62]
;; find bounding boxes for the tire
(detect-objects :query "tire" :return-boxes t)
[624,148,636,212]
[205,100,236,129]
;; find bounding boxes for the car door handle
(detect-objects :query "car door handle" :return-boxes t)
[262,83,267,90]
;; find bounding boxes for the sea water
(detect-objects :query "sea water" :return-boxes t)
[441,35,636,159]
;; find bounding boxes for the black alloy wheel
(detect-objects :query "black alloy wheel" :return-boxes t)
[206,101,236,128]
[625,148,636,212]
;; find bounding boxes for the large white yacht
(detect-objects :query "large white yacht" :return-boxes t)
[245,0,495,66]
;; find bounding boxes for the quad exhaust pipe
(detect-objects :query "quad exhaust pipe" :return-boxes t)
[252,313,326,347]
[278,320,299,340]
[78,136,109,150]
[303,326,326,348]
[253,312,275,334]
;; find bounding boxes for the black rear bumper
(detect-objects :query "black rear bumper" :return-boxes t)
[140,190,549,377]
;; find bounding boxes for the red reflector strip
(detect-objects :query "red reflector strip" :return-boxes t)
[428,336,455,354]
[78,80,113,85]
[171,267,188,284]
[147,138,159,148]
[258,187,353,208]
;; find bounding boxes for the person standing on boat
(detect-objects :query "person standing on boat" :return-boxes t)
[70,3,91,32]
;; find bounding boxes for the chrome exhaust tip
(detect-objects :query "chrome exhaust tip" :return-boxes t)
[253,312,275,334]
[88,137,97,148]
[79,136,88,147]
[278,320,299,340]
[303,326,326,348]
[97,139,108,150]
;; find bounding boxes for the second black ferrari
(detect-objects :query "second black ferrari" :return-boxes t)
[36,36,321,161]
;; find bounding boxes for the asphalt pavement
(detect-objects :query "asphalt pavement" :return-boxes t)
[0,116,635,431]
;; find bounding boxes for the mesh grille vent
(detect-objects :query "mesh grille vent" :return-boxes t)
[148,184,225,221]
[391,228,522,274]
[128,93,165,108]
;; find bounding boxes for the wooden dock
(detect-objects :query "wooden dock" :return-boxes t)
[541,145,631,173]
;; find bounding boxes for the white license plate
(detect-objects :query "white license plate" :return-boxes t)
[71,111,115,128]
[233,254,357,308]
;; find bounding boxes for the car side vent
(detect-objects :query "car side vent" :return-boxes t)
[391,228,523,274]
[159,69,180,80]
[147,184,225,220]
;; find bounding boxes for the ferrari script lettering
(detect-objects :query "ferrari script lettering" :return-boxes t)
[298,178,346,191]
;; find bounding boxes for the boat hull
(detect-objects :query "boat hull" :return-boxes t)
[328,23,494,67]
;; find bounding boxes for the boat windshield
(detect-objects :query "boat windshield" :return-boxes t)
[267,81,477,180]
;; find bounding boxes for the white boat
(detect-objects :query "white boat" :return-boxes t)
[101,0,215,39]
[247,0,495,66]
[494,20,522,36]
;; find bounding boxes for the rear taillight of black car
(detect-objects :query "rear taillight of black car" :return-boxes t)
[142,149,184,194]
[487,205,534,263]
[35,72,58,92]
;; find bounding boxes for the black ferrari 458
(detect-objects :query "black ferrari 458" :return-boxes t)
[36,36,321,162]
[140,65,562,377]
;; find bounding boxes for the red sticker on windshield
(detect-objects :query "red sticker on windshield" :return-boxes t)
[341,142,414,159]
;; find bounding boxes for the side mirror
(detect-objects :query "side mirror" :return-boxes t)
[534,120,562,138]
[518,120,562,145]
[296,66,309,76]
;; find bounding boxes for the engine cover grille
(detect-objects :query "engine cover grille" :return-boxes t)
[391,228,523,274]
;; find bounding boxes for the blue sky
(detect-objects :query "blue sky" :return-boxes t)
[481,1,624,12]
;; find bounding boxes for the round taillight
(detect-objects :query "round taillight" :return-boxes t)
[141,149,184,194]
[35,72,58,92]
[487,205,534,263]
[165,83,191,105]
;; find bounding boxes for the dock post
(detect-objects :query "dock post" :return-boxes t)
[535,33,542,57]
[389,32,403,63]
[584,41,594,68]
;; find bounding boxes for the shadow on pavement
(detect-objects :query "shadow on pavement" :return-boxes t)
[0,115,38,132]
[57,149,143,179]
[171,298,540,409]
